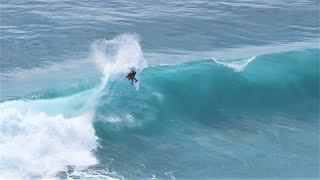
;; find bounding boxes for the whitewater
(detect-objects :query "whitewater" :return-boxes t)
[1,0,319,179]
[1,34,148,178]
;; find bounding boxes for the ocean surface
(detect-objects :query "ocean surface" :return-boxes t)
[0,0,319,179]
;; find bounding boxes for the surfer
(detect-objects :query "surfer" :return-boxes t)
[126,70,138,85]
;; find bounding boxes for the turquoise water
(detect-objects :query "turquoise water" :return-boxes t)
[0,0,319,179]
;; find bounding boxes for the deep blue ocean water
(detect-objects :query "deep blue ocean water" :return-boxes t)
[0,0,319,179]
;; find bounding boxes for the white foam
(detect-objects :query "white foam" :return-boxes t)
[105,113,135,125]
[213,56,256,72]
[106,115,122,123]
[69,167,124,180]
[0,60,100,178]
[0,34,148,178]
[0,100,97,179]
[152,92,164,101]
[125,114,134,123]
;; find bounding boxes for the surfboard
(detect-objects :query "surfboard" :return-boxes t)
[128,68,140,91]
[134,75,140,91]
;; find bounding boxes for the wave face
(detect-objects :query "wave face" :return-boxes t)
[93,49,318,178]
[99,49,319,124]
[0,34,319,178]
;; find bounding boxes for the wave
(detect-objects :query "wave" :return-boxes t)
[91,48,319,178]
[0,34,147,178]
[98,48,319,127]
[0,33,318,178]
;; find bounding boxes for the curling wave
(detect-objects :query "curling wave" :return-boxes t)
[0,36,318,178]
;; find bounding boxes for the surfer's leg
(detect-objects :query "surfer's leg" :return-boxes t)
[134,77,138,82]
[131,78,134,84]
